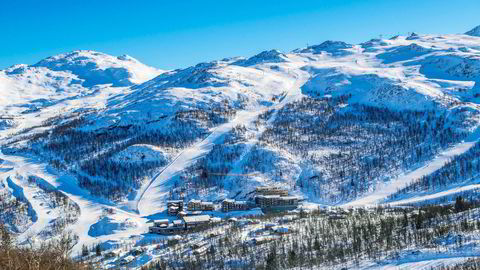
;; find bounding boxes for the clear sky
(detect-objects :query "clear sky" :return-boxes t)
[1,0,479,70]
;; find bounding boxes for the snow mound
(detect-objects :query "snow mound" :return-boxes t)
[234,49,289,66]
[88,216,138,237]
[33,50,161,87]
[465,25,480,37]
[296,40,353,56]
[111,144,168,164]
[415,54,480,81]
[377,43,433,64]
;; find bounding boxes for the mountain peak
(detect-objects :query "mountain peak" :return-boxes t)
[465,25,480,36]
[234,49,289,66]
[32,50,162,87]
[296,40,353,56]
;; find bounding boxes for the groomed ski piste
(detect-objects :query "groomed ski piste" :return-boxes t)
[2,27,480,268]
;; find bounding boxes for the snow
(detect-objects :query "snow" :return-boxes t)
[343,139,478,207]
[10,176,53,243]
[2,27,480,269]
[377,43,433,64]
[363,256,476,270]
[388,183,480,206]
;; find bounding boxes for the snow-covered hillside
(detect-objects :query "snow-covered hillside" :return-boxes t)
[2,26,480,269]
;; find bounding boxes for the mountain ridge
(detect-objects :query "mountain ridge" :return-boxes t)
[466,25,480,36]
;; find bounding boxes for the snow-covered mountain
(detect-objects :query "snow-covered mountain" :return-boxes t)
[465,25,480,37]
[0,50,163,132]
[2,26,480,269]
[33,50,162,86]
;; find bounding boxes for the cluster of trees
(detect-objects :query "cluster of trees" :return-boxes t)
[389,141,480,201]
[0,225,89,270]
[188,143,246,190]
[259,95,464,203]
[141,198,480,269]
[174,107,236,128]
[0,190,31,234]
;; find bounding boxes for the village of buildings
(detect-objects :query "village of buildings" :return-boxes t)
[148,186,302,236]
[90,185,349,267]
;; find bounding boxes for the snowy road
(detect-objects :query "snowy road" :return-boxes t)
[342,140,477,207]
[386,183,480,206]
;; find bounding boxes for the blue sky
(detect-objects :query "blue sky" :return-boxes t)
[1,0,479,70]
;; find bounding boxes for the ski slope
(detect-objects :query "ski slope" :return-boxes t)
[342,140,477,207]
